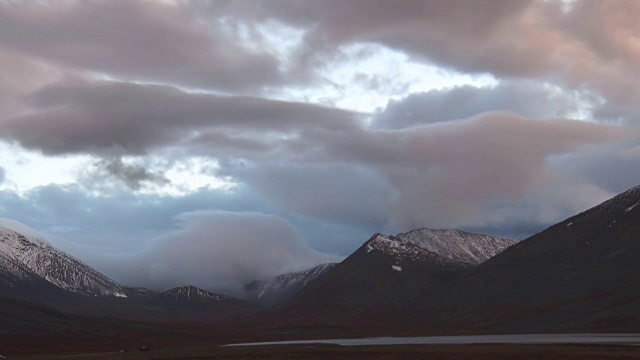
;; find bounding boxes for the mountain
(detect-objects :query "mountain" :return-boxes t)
[245,263,336,307]
[160,285,233,302]
[0,218,142,299]
[365,229,515,265]
[149,285,258,320]
[277,229,514,321]
[406,184,640,333]
[0,218,256,322]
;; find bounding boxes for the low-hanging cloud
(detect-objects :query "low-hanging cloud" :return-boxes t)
[136,210,337,293]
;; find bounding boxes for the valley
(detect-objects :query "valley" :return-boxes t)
[3,185,640,358]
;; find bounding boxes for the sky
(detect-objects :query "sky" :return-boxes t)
[1,0,640,295]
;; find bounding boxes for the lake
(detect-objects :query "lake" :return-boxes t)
[226,333,640,347]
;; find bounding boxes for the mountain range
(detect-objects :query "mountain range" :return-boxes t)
[402,184,640,333]
[244,263,336,306]
[268,229,514,325]
[0,218,257,323]
[2,184,640,336]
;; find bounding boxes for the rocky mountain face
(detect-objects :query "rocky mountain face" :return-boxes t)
[244,263,336,307]
[0,218,256,322]
[276,229,515,321]
[403,185,640,333]
[0,220,135,299]
[364,229,515,266]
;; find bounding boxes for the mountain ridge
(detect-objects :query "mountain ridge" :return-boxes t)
[397,184,640,333]
[244,263,337,306]
[272,229,515,322]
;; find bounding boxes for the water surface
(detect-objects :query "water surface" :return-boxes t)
[226,333,640,347]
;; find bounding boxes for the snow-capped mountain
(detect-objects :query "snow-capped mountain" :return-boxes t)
[276,229,514,318]
[245,263,336,306]
[0,218,134,298]
[365,229,515,265]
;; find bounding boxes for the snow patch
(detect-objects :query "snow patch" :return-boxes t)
[567,222,573,227]
[626,203,639,212]
[391,265,402,272]
[0,224,130,297]
[114,293,128,298]
[367,230,515,265]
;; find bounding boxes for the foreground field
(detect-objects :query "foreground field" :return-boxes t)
[12,344,640,360]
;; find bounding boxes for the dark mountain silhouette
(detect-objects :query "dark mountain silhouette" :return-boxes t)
[403,185,640,333]
[276,229,514,323]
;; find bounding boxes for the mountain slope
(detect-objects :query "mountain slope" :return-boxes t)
[408,185,640,333]
[0,218,257,322]
[278,229,514,321]
[244,263,336,307]
[149,285,258,320]
[0,219,133,298]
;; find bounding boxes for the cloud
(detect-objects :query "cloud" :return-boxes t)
[365,114,634,231]
[225,111,636,235]
[210,0,640,125]
[0,48,64,119]
[0,167,5,185]
[93,158,170,191]
[0,79,362,156]
[231,163,390,230]
[207,0,534,76]
[551,140,640,195]
[372,81,588,129]
[142,211,335,292]
[46,209,338,293]
[0,1,284,91]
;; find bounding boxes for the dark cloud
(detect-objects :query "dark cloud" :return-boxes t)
[94,158,170,190]
[373,81,586,129]
[0,80,361,155]
[0,167,5,184]
[0,1,284,92]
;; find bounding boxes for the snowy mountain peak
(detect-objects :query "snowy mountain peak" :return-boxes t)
[365,229,515,265]
[0,217,51,247]
[0,220,131,297]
